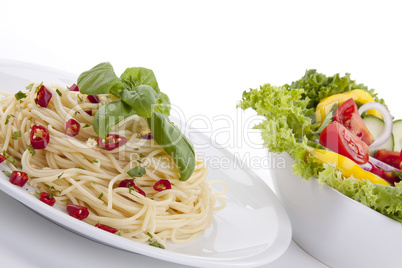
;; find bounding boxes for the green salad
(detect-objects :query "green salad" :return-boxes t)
[238,70,402,223]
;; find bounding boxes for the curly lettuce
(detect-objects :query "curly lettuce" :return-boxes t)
[238,69,402,223]
[286,69,386,109]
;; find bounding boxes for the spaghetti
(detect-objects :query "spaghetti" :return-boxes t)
[0,82,226,246]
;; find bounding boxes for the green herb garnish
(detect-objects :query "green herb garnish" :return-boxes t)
[15,91,27,100]
[127,166,146,178]
[2,170,11,177]
[98,192,104,199]
[77,62,194,180]
[146,232,165,249]
[58,172,64,179]
[56,89,62,97]
[5,114,14,125]
[11,131,21,140]
[27,145,36,156]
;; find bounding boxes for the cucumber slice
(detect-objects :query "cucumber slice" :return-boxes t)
[362,116,394,156]
[393,119,402,152]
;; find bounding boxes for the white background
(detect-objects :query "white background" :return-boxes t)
[1,0,401,267]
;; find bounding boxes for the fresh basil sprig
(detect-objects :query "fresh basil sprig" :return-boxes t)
[147,111,195,181]
[77,62,195,181]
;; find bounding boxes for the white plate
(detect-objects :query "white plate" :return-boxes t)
[0,59,292,268]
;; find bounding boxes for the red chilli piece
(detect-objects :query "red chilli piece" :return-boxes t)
[84,109,93,116]
[97,134,127,151]
[69,84,79,91]
[141,133,154,139]
[87,95,100,103]
[153,179,172,192]
[9,171,29,187]
[66,204,89,220]
[65,119,80,137]
[95,223,118,234]
[119,179,146,196]
[0,155,6,163]
[30,125,50,149]
[131,185,146,196]
[118,179,135,188]
[35,85,52,108]
[39,192,56,206]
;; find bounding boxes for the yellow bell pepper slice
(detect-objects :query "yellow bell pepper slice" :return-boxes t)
[315,89,382,123]
[308,148,389,186]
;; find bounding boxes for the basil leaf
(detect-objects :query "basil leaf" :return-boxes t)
[127,166,146,178]
[77,62,124,95]
[147,112,195,181]
[119,85,159,118]
[93,100,133,138]
[155,92,171,116]
[120,67,160,94]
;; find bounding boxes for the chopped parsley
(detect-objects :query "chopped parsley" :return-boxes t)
[56,89,62,97]
[2,170,11,178]
[35,82,43,93]
[98,192,104,199]
[5,114,14,125]
[127,166,146,178]
[139,153,146,158]
[2,151,15,164]
[93,159,99,163]
[147,232,165,249]
[14,91,27,101]
[57,172,64,179]
[83,124,91,128]
[17,107,23,112]
[11,131,21,140]
[77,95,83,102]
[27,145,36,156]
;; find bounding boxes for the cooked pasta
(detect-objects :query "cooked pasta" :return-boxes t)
[0,82,226,246]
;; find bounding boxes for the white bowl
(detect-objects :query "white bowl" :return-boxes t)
[270,152,402,268]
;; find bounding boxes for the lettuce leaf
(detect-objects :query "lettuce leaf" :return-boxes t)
[238,70,402,223]
[286,69,385,109]
[318,165,402,222]
[238,83,322,179]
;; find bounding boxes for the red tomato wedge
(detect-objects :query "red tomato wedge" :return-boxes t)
[320,121,369,165]
[334,98,375,146]
[375,150,402,170]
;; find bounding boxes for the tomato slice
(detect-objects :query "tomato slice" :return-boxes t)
[320,121,369,165]
[375,150,402,169]
[334,98,375,146]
